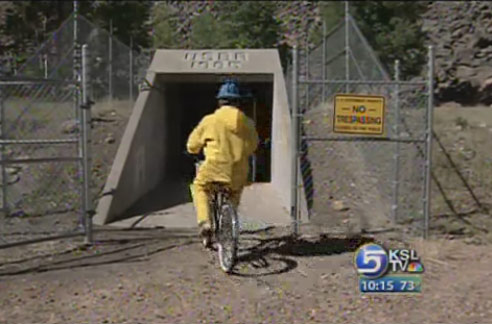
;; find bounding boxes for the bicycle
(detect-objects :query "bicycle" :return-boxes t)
[185,151,240,273]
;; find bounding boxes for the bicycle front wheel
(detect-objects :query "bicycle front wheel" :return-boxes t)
[217,202,239,273]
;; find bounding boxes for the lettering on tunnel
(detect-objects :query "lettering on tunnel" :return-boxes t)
[184,51,248,69]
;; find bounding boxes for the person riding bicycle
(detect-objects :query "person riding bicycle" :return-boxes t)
[187,79,259,248]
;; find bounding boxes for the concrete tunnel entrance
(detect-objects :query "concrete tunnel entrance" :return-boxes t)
[94,49,308,228]
[120,74,274,220]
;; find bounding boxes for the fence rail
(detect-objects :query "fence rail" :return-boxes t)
[0,139,79,145]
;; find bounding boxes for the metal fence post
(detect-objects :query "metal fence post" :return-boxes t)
[391,60,401,223]
[73,0,84,229]
[109,19,113,103]
[322,20,327,102]
[81,44,93,245]
[423,45,435,239]
[73,0,81,128]
[291,45,299,237]
[305,41,310,110]
[129,36,133,104]
[0,88,7,217]
[13,54,17,76]
[252,98,257,183]
[344,1,350,92]
[44,53,48,79]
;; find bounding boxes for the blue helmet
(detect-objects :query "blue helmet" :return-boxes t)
[216,80,241,99]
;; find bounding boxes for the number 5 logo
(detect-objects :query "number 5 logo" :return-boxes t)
[354,244,389,279]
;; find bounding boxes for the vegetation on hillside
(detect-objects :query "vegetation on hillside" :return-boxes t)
[1,1,428,78]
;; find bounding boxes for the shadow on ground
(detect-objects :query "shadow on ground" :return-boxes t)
[0,227,198,277]
[231,233,374,277]
[119,181,192,220]
[0,227,376,279]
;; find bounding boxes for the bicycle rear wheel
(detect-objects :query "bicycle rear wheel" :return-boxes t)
[216,201,239,273]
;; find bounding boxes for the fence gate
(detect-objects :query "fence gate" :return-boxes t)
[289,14,434,238]
[0,46,93,248]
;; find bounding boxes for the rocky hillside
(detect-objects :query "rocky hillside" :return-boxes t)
[168,1,491,106]
[161,1,320,47]
[423,1,492,105]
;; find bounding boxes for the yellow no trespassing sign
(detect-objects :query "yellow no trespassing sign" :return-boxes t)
[333,94,386,135]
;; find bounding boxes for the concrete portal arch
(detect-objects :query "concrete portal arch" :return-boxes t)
[94,49,307,229]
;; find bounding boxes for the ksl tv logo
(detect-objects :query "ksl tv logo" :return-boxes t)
[354,243,425,279]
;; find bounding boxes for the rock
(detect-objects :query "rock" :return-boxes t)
[424,1,492,105]
[332,200,349,212]
[105,135,115,144]
[3,173,20,185]
[61,120,80,134]
[456,65,477,80]
[451,28,463,39]
[481,78,492,91]
[5,166,21,176]
[446,221,466,235]
[461,148,476,160]
[443,101,462,109]
[10,209,26,217]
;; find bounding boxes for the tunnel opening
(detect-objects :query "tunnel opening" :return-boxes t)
[120,73,274,220]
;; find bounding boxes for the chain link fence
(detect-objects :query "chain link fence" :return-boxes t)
[0,78,85,246]
[16,13,150,105]
[14,11,153,170]
[287,14,434,238]
[0,12,152,247]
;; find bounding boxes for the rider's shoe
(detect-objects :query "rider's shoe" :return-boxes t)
[199,223,213,249]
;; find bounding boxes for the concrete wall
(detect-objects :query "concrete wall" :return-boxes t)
[94,49,308,225]
[94,71,167,224]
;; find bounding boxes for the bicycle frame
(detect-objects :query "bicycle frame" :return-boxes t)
[208,184,232,234]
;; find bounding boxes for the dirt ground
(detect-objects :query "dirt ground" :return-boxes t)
[0,103,491,323]
[429,104,492,241]
[0,225,491,324]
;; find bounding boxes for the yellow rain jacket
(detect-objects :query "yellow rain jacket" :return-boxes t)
[187,105,259,190]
